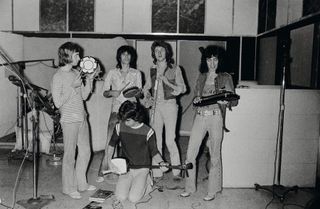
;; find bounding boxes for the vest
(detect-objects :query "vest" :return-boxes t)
[150,66,177,100]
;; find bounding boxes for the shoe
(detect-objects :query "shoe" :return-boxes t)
[67,191,82,199]
[96,176,104,183]
[203,194,215,201]
[180,192,191,197]
[87,185,96,191]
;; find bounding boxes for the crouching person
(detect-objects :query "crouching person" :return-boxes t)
[104,101,168,208]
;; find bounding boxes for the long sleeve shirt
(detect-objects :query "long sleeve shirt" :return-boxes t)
[51,68,92,123]
[102,68,142,112]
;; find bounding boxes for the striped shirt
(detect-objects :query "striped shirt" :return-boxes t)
[51,68,92,123]
[109,122,159,167]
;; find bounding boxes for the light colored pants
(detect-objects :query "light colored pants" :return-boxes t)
[115,168,151,203]
[185,110,224,196]
[61,120,91,194]
[152,101,181,177]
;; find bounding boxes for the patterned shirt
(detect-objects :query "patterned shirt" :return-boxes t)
[103,68,142,112]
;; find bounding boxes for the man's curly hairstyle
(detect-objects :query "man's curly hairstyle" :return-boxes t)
[116,45,137,69]
[199,45,226,73]
[118,101,147,123]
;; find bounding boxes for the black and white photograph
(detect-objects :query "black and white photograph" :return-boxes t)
[0,0,319,209]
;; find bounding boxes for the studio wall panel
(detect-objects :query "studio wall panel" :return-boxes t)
[123,0,152,33]
[233,0,258,35]
[205,0,233,35]
[287,0,303,24]
[257,36,277,85]
[13,0,39,31]
[290,24,314,88]
[276,0,288,28]
[95,0,122,33]
[0,0,12,31]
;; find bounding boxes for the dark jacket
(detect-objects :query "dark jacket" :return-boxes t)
[194,72,238,131]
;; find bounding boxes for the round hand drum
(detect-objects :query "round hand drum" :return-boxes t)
[123,86,142,98]
[79,56,98,74]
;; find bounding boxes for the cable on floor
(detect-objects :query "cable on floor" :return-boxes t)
[191,202,202,209]
[282,203,305,209]
[0,202,12,209]
[8,150,29,209]
[265,197,276,209]
[134,184,162,209]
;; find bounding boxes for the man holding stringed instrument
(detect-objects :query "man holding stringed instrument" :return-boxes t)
[105,101,169,208]
[142,41,187,181]
[180,45,239,201]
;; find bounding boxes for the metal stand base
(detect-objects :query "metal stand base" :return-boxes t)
[47,154,62,166]
[254,183,299,202]
[17,195,54,209]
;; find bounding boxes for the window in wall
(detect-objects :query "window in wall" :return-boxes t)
[258,0,277,34]
[241,37,256,81]
[69,0,94,31]
[152,0,177,33]
[303,0,320,16]
[40,0,94,32]
[40,0,66,31]
[179,0,205,33]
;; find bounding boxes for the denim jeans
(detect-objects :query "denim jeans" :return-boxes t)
[185,110,224,196]
[61,120,91,194]
[152,100,181,177]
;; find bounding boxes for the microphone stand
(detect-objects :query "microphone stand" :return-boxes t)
[16,92,55,209]
[254,39,298,202]
[0,47,55,208]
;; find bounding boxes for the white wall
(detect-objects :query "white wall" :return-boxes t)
[223,88,320,187]
[0,32,24,137]
[13,0,39,31]
[0,0,12,31]
[95,0,122,33]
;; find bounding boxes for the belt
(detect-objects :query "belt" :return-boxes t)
[197,109,220,116]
